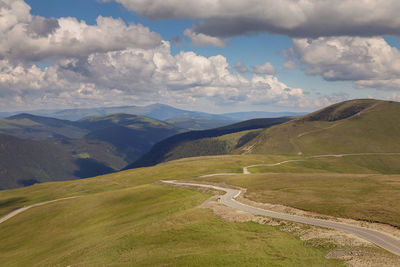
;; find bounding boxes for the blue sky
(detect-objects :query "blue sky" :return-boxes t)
[1,0,400,113]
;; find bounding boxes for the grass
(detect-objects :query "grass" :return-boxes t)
[2,152,399,218]
[0,155,277,217]
[250,154,400,174]
[198,172,400,227]
[250,100,400,156]
[74,152,91,159]
[164,129,263,161]
[1,151,400,265]
[0,184,343,266]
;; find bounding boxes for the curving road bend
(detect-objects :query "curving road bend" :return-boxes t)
[0,196,80,225]
[163,180,400,256]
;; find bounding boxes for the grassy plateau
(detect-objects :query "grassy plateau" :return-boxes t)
[0,155,344,266]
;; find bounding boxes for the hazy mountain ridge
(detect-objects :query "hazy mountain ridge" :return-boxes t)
[0,103,304,130]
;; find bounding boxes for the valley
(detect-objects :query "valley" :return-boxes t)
[1,99,400,266]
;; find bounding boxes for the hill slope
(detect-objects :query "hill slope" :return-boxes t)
[0,113,182,189]
[0,114,88,140]
[0,134,115,189]
[245,99,400,155]
[79,113,183,163]
[127,117,291,168]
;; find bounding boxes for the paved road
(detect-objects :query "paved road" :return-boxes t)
[163,180,400,256]
[0,196,79,225]
[203,154,400,177]
[202,160,303,177]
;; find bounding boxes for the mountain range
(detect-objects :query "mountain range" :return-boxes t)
[128,99,400,168]
[0,113,183,189]
[0,103,304,130]
[3,99,396,189]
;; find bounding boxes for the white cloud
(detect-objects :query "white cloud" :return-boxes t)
[0,41,316,110]
[253,62,276,75]
[283,59,297,70]
[248,75,305,106]
[183,29,226,47]
[108,0,400,40]
[0,0,161,61]
[0,0,334,111]
[234,61,248,73]
[291,36,400,90]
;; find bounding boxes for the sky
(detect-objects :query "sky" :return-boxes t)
[1,0,400,113]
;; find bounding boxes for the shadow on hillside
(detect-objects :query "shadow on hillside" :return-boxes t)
[74,158,115,178]
[17,179,40,187]
[0,197,28,208]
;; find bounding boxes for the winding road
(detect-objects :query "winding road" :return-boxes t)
[163,180,400,256]
[2,154,400,256]
[0,196,79,225]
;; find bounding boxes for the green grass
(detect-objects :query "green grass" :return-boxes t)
[74,152,91,159]
[3,152,399,219]
[198,172,400,227]
[251,155,400,174]
[164,129,263,161]
[0,155,274,217]
[249,100,400,156]
[0,184,343,266]
[2,150,400,265]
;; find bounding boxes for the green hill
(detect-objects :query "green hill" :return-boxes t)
[0,134,114,189]
[128,117,291,168]
[1,153,399,265]
[0,113,183,189]
[244,99,400,155]
[2,100,400,265]
[0,156,349,266]
[0,113,88,140]
[128,99,400,169]
[79,113,184,163]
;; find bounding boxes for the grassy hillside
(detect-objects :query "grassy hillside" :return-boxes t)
[0,113,182,189]
[244,99,400,155]
[2,97,400,264]
[0,114,88,140]
[79,113,183,163]
[128,117,291,168]
[129,99,400,170]
[0,186,342,266]
[199,170,400,227]
[0,134,114,189]
[166,116,235,130]
[250,154,400,174]
[0,155,346,266]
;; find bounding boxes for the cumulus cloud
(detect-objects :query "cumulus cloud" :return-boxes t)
[183,29,226,47]
[248,75,304,106]
[0,0,161,61]
[0,0,333,111]
[107,0,400,40]
[290,36,400,90]
[0,40,316,110]
[234,61,248,73]
[253,62,276,75]
[283,59,297,70]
